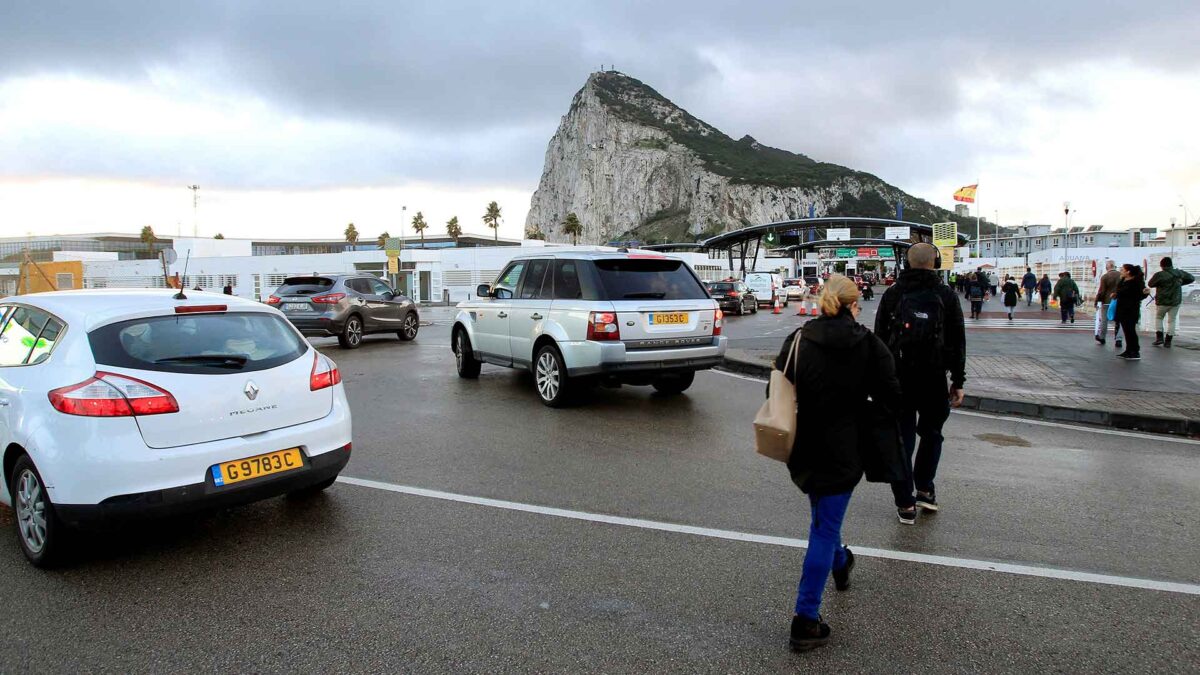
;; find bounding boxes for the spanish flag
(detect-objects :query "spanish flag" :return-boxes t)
[953,184,977,203]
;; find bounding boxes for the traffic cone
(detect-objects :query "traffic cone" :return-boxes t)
[772,295,782,314]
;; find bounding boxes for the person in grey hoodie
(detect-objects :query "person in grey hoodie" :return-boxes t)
[1094,260,1122,347]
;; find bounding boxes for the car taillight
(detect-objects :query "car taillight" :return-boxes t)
[175,304,227,314]
[311,293,346,304]
[713,309,723,336]
[586,312,621,341]
[48,372,179,417]
[310,353,342,390]
[266,295,282,305]
[727,291,741,298]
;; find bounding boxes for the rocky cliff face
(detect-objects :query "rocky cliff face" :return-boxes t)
[525,71,958,244]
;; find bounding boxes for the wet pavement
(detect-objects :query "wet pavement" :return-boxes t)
[0,316,1197,671]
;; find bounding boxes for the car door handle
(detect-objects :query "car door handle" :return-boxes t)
[530,313,543,320]
[498,312,508,318]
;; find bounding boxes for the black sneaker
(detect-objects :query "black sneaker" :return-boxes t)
[790,615,831,652]
[832,547,855,591]
[916,492,939,512]
[897,507,917,525]
[1115,339,1123,349]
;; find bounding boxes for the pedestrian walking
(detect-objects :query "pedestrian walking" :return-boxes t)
[967,273,985,319]
[1038,274,1052,311]
[1115,264,1146,360]
[988,270,999,297]
[1002,276,1020,320]
[875,243,967,525]
[1021,268,1037,306]
[1053,272,1080,324]
[1094,260,1121,346]
[1147,256,1195,348]
[769,275,903,651]
[222,284,233,295]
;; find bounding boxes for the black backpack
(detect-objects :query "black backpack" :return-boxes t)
[968,283,984,300]
[888,288,945,368]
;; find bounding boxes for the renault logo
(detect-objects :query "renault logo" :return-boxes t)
[244,381,260,401]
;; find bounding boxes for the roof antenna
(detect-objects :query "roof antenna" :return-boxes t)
[173,250,191,300]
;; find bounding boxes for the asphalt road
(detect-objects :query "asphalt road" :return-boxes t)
[0,315,1197,672]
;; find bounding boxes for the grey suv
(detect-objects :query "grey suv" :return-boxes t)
[270,275,420,348]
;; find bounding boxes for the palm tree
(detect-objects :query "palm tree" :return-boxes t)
[213,233,225,239]
[483,201,502,243]
[446,216,461,244]
[561,212,583,245]
[140,225,156,255]
[376,231,390,249]
[344,222,359,249]
[411,211,428,248]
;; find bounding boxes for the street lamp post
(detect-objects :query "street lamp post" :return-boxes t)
[1062,201,1070,267]
[1170,216,1177,259]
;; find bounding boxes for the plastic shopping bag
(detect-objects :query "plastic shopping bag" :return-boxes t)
[1107,300,1117,321]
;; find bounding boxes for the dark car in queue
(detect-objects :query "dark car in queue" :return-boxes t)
[268,274,420,348]
[707,281,758,315]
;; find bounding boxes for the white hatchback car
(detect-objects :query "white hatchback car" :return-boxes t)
[0,290,352,567]
[452,251,727,406]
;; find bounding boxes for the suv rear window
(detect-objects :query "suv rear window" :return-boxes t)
[708,282,734,292]
[593,259,708,300]
[89,312,308,375]
[277,277,334,296]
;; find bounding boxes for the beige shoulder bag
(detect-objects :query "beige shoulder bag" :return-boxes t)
[753,332,801,462]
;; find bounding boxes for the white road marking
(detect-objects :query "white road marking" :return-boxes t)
[707,369,1200,445]
[337,476,1200,597]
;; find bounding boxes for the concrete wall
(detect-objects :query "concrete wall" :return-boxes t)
[17,260,84,294]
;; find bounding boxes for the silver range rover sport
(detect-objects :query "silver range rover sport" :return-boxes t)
[451,251,728,407]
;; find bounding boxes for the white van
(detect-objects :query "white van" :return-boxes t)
[744,272,787,308]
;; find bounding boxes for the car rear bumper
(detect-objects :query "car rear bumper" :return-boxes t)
[55,444,351,527]
[716,299,744,312]
[563,337,727,376]
[285,314,343,336]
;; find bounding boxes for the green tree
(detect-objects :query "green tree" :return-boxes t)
[213,233,225,240]
[376,231,390,249]
[411,211,428,248]
[561,212,583,245]
[483,201,502,243]
[140,225,156,254]
[446,216,461,244]
[344,222,359,249]
[525,224,545,240]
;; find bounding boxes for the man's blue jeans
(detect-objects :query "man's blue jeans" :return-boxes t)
[795,491,853,620]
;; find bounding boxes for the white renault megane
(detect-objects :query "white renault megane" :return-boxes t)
[0,289,352,567]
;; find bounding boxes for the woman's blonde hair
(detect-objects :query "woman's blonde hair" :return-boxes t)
[818,274,860,317]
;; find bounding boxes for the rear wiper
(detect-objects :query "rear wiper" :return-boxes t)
[155,354,248,368]
[622,292,666,299]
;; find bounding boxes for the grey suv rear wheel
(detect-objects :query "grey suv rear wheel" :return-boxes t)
[338,315,363,349]
[534,345,570,407]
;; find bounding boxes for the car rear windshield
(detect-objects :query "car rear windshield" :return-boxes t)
[592,259,708,300]
[89,312,308,375]
[276,277,335,296]
[708,282,734,292]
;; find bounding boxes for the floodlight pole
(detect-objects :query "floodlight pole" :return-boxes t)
[187,185,200,237]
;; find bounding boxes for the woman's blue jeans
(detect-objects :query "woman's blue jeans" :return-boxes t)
[795,490,853,619]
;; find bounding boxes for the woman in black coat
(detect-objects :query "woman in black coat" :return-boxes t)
[1001,276,1020,320]
[1114,264,1146,360]
[770,274,903,651]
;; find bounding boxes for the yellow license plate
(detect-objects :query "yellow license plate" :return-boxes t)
[212,448,303,487]
[651,312,688,325]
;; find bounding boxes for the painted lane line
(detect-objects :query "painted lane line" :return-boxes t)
[336,476,1200,597]
[706,369,1200,445]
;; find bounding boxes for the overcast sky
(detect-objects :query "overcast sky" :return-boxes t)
[2,1,1199,241]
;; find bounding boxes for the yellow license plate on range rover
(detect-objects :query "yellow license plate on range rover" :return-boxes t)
[211,448,303,487]
[650,312,689,325]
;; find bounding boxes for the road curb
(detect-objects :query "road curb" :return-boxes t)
[717,356,1200,438]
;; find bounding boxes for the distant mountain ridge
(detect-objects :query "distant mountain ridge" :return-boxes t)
[526,71,985,244]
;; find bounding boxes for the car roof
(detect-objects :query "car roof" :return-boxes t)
[6,289,275,332]
[506,250,677,262]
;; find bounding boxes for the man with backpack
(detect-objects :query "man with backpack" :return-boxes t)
[1053,271,1081,324]
[1147,257,1195,348]
[1021,267,1038,307]
[875,243,967,525]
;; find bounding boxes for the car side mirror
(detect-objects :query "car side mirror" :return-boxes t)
[383,291,395,301]
[476,284,492,298]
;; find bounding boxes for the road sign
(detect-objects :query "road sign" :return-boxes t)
[835,247,857,258]
[385,237,402,256]
[885,226,911,241]
[387,256,399,274]
[827,228,851,241]
[932,222,958,247]
[939,246,955,270]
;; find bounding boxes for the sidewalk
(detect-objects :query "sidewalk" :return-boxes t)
[723,293,1200,436]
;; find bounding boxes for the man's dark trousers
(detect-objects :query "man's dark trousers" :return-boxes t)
[891,377,951,508]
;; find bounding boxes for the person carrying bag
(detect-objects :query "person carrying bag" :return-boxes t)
[759,275,903,652]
